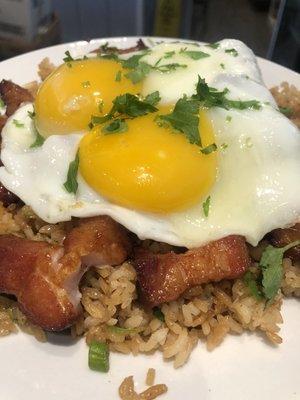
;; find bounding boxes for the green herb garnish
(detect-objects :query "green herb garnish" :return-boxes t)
[225,48,238,57]
[153,307,165,322]
[107,325,137,335]
[63,151,79,194]
[244,240,300,302]
[220,143,228,150]
[164,50,175,58]
[115,70,122,82]
[124,61,152,84]
[155,62,187,72]
[206,42,220,49]
[144,91,161,106]
[0,98,5,109]
[111,92,158,117]
[220,63,225,69]
[193,76,261,110]
[243,271,263,300]
[81,80,90,88]
[30,130,45,148]
[157,96,201,146]
[202,196,211,217]
[102,119,128,134]
[88,341,109,372]
[122,52,149,69]
[226,115,232,122]
[13,119,24,128]
[27,110,35,119]
[90,92,159,130]
[200,143,217,154]
[179,48,210,60]
[260,241,300,301]
[63,50,74,67]
[279,106,293,117]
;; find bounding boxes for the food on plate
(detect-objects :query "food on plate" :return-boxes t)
[0,216,131,329]
[0,38,299,372]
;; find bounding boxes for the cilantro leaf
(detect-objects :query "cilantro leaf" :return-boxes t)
[27,110,36,119]
[63,50,74,63]
[200,143,217,155]
[243,271,263,300]
[153,307,165,322]
[206,42,219,49]
[90,92,159,129]
[81,80,91,88]
[63,151,79,194]
[180,48,210,60]
[90,114,112,126]
[260,240,300,301]
[279,106,293,117]
[100,53,120,61]
[115,71,122,82]
[112,93,158,117]
[225,48,238,57]
[0,98,5,109]
[13,119,24,128]
[122,52,148,69]
[30,130,45,148]
[102,119,128,134]
[99,42,119,55]
[158,96,201,146]
[164,50,175,58]
[155,63,187,72]
[193,76,261,111]
[144,91,161,106]
[225,99,261,110]
[202,196,211,217]
[124,61,152,84]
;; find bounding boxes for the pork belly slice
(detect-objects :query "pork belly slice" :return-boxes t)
[270,223,300,262]
[64,216,132,267]
[0,79,33,117]
[0,80,34,207]
[134,235,251,307]
[0,216,131,331]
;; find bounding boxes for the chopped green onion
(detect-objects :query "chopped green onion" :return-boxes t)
[63,151,79,194]
[88,341,109,372]
[107,325,137,335]
[153,307,165,322]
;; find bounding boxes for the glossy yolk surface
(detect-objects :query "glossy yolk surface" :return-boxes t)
[79,109,217,213]
[35,58,141,137]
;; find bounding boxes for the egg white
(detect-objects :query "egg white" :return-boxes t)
[0,39,299,249]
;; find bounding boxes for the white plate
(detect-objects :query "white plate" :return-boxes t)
[0,37,299,400]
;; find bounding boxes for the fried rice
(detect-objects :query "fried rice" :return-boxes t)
[0,57,299,374]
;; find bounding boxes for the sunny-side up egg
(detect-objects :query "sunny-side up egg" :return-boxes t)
[0,39,299,249]
[34,57,141,137]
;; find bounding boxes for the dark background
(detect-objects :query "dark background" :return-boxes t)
[0,0,299,72]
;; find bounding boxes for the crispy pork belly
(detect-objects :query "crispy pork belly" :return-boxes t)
[134,235,251,307]
[0,79,33,117]
[0,216,131,330]
[270,224,300,262]
[64,216,132,266]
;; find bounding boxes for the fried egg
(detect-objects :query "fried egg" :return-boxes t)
[0,39,299,249]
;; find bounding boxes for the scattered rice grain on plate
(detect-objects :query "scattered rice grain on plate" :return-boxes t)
[146,368,156,386]
[119,373,167,400]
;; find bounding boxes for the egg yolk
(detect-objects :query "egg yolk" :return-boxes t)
[34,58,141,137]
[79,109,217,213]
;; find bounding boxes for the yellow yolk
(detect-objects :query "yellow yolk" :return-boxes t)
[34,58,141,137]
[79,109,217,213]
